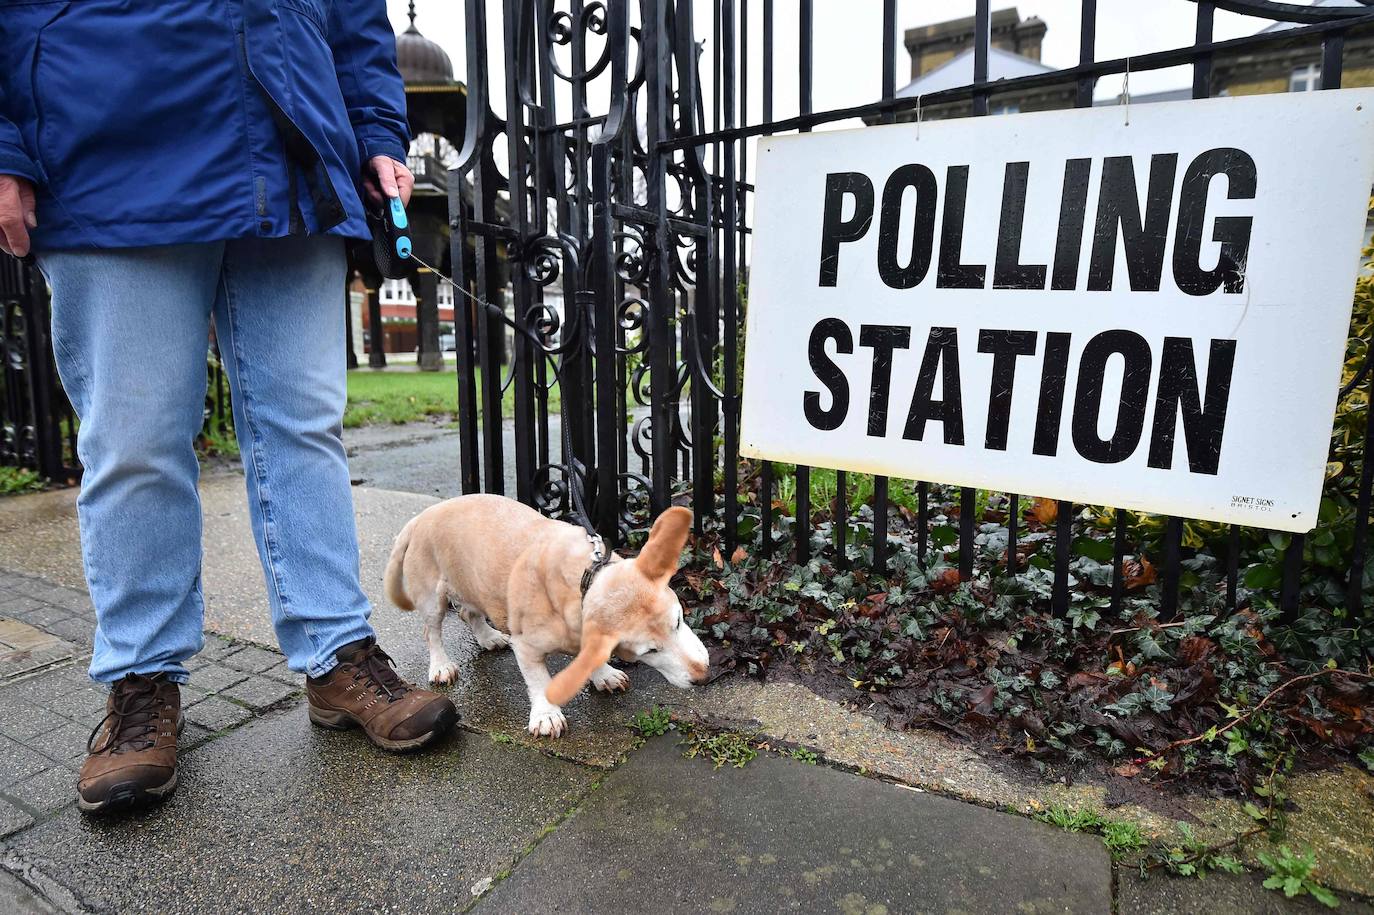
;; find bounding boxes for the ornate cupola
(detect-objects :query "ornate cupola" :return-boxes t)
[396,1,454,85]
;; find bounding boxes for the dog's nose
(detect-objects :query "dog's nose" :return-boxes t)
[690,664,710,685]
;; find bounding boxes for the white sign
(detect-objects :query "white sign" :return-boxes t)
[741,91,1374,532]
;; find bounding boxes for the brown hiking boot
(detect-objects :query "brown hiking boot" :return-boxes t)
[306,638,458,752]
[78,673,181,814]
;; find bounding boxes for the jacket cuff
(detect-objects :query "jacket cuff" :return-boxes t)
[357,133,408,167]
[0,144,40,185]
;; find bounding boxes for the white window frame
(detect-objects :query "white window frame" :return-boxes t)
[1290,62,1321,93]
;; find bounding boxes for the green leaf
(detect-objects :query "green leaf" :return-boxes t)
[1244,564,1283,590]
[930,526,958,547]
[1215,856,1244,875]
[1309,884,1340,909]
[1072,536,1114,563]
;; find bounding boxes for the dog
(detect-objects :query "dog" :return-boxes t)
[384,494,710,737]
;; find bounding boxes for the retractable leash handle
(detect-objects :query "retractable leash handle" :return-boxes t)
[367,195,413,279]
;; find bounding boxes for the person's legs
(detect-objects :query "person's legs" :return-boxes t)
[212,236,373,677]
[40,244,224,685]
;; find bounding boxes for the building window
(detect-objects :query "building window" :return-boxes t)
[1290,63,1321,93]
[380,278,415,304]
[991,102,1020,115]
[436,281,454,308]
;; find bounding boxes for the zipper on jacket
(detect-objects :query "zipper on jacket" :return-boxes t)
[235,28,346,233]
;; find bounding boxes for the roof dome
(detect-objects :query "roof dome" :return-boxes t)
[396,2,454,85]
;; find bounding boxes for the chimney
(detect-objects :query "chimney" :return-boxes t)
[903,8,1047,78]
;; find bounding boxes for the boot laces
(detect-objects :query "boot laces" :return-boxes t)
[87,673,165,755]
[351,644,413,702]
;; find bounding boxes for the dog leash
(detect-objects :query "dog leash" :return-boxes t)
[367,199,606,563]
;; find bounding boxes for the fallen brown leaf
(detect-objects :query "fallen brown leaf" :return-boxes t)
[1030,497,1058,525]
[1179,636,1215,665]
[1123,556,1157,590]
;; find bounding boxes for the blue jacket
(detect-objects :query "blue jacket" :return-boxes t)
[0,0,409,250]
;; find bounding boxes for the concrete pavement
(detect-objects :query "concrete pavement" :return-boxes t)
[475,736,1111,914]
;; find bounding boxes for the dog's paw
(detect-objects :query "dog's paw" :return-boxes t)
[527,706,567,738]
[591,667,630,692]
[476,629,511,652]
[428,661,461,686]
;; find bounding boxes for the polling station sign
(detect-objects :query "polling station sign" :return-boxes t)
[740,90,1374,532]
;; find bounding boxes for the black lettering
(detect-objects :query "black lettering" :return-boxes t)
[859,324,912,437]
[993,162,1047,290]
[1033,332,1072,456]
[1173,148,1256,296]
[902,327,964,445]
[803,318,853,430]
[1051,158,1092,291]
[1148,337,1237,475]
[1070,330,1152,464]
[936,166,986,289]
[1087,154,1179,292]
[977,330,1038,451]
[818,173,875,287]
[877,164,939,289]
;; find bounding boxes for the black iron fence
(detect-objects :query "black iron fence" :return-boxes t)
[0,257,229,482]
[447,0,1373,624]
[0,256,76,484]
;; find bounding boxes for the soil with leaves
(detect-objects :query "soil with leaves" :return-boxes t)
[675,489,1373,798]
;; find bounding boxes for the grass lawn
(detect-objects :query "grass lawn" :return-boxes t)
[344,369,561,427]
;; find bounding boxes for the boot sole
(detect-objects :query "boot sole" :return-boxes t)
[77,770,178,814]
[308,703,458,752]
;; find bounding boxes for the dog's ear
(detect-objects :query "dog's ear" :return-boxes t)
[545,626,618,706]
[635,506,693,584]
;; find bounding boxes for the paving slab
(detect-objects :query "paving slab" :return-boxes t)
[0,867,57,915]
[5,704,599,915]
[476,736,1112,914]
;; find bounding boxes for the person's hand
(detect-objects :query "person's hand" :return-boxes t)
[0,174,37,258]
[364,155,413,208]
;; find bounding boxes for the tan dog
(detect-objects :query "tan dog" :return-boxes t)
[384,494,710,737]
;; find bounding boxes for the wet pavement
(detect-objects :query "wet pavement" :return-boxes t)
[476,735,1111,914]
[7,704,598,914]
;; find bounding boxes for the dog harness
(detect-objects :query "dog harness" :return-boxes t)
[579,532,611,598]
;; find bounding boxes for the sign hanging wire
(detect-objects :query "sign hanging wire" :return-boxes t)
[1121,56,1132,126]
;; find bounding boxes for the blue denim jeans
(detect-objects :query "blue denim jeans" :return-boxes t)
[40,237,375,684]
